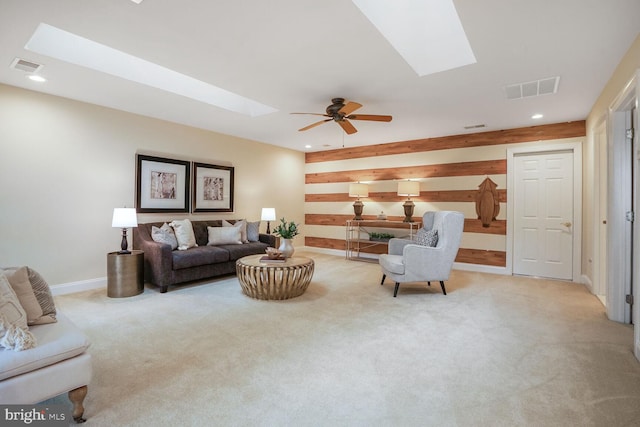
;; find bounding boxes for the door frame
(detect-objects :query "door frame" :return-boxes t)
[606,71,638,362]
[506,141,583,282]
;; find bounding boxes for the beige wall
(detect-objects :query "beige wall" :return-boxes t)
[0,84,305,286]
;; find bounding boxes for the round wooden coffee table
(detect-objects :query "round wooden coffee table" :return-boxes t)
[236,255,314,300]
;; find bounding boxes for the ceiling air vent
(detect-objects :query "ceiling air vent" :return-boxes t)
[464,124,486,130]
[505,76,559,100]
[10,58,43,73]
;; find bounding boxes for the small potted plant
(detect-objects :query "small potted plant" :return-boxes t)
[273,218,300,258]
[369,232,394,242]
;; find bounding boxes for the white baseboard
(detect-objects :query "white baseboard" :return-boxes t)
[51,277,106,296]
[581,274,594,293]
[453,262,509,275]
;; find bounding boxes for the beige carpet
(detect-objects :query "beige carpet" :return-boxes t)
[49,251,640,426]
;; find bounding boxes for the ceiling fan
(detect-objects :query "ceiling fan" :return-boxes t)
[292,98,392,135]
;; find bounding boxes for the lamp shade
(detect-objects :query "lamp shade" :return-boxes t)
[112,208,138,228]
[349,183,369,198]
[261,207,276,221]
[397,180,420,197]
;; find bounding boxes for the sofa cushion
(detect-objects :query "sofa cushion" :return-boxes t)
[170,219,197,250]
[379,254,405,275]
[0,272,36,351]
[2,267,57,325]
[0,313,90,381]
[207,226,242,245]
[172,246,230,270]
[222,242,270,261]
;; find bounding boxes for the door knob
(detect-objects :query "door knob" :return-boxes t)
[562,222,572,227]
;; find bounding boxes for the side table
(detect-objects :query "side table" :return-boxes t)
[107,250,144,298]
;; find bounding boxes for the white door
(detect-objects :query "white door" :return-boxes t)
[513,151,574,280]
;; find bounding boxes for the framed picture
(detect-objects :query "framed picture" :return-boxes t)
[192,162,234,212]
[136,154,190,213]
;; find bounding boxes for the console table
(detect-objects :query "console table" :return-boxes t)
[345,220,421,262]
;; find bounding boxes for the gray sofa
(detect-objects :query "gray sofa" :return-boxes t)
[133,220,276,293]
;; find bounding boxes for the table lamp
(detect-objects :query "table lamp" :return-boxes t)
[261,208,276,234]
[112,208,138,254]
[397,180,420,222]
[349,183,368,220]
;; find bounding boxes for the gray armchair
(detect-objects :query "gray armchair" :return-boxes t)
[379,211,464,297]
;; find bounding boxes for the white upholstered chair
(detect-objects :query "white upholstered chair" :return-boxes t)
[379,211,464,297]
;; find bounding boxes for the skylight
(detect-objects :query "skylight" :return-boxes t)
[351,0,476,76]
[24,23,277,117]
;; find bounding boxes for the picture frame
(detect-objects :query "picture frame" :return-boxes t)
[136,154,190,213]
[192,162,234,212]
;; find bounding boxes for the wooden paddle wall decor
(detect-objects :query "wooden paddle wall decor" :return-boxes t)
[476,177,500,228]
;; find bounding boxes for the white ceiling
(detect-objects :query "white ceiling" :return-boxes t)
[1,0,639,152]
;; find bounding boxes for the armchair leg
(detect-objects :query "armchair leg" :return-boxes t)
[393,282,400,297]
[68,385,88,423]
[381,274,386,285]
[440,281,447,295]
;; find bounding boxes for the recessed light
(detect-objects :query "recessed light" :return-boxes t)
[27,74,46,82]
[305,145,312,149]
[531,113,543,119]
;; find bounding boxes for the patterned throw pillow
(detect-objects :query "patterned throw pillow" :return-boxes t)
[1,266,57,324]
[246,221,260,242]
[151,222,178,250]
[416,228,438,247]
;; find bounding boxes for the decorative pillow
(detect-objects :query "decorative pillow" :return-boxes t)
[25,267,56,324]
[207,226,243,245]
[416,228,438,247]
[223,219,248,243]
[246,221,260,242]
[0,272,36,351]
[151,222,179,250]
[4,267,43,325]
[170,219,198,250]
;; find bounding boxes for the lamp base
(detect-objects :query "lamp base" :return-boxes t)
[119,228,130,253]
[402,200,415,222]
[353,200,364,221]
[266,221,271,234]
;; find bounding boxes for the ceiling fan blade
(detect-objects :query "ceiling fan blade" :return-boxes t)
[291,112,331,117]
[347,114,393,122]
[298,119,332,132]
[338,101,362,116]
[338,119,358,135]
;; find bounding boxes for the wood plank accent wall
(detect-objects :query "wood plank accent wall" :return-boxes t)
[304,121,586,268]
[306,121,585,163]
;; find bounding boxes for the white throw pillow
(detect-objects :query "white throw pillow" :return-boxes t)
[0,272,36,351]
[223,219,248,243]
[170,219,198,251]
[246,221,260,242]
[151,222,179,250]
[207,227,243,245]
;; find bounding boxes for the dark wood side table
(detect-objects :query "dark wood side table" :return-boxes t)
[107,250,144,297]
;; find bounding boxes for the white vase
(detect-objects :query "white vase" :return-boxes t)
[278,238,295,258]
